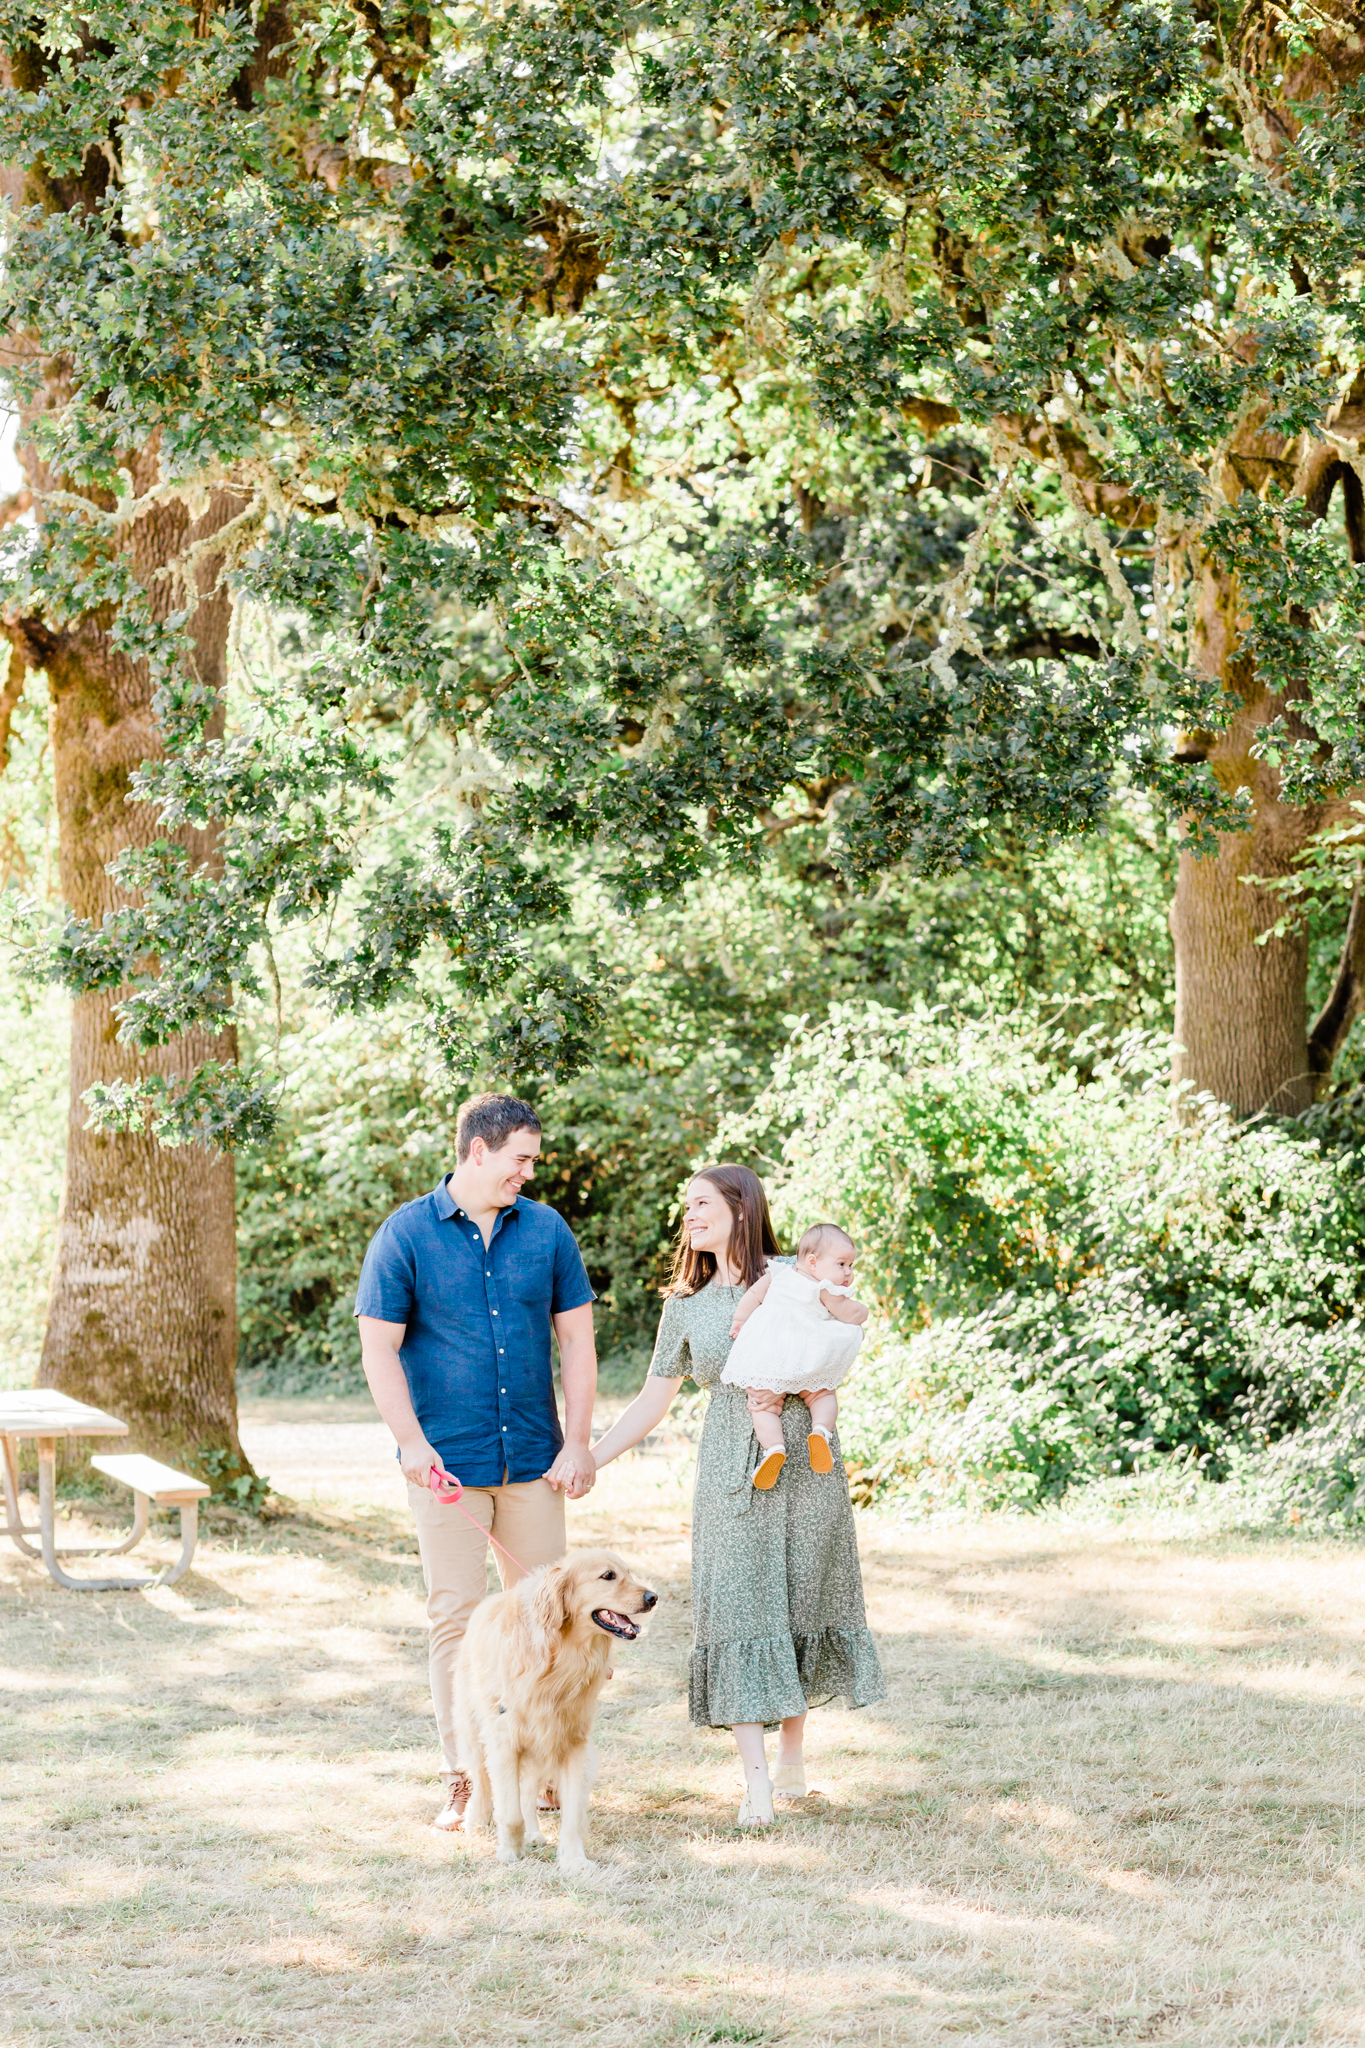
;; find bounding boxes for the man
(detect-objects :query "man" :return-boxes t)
[355,1092,597,1828]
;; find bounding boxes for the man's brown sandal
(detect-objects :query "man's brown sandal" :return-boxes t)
[432,1772,473,1829]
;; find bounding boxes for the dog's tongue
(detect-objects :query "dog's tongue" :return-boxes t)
[594,1608,640,1639]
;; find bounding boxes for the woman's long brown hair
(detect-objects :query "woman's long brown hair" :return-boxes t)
[666,1163,782,1296]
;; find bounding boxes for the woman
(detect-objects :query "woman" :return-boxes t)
[591,1164,885,1826]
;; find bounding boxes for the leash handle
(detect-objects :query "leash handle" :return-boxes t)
[428,1463,463,1503]
[428,1462,530,1577]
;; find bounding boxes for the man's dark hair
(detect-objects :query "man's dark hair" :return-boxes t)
[455,1093,542,1162]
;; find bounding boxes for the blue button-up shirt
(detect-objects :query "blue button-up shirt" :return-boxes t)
[354,1178,595,1485]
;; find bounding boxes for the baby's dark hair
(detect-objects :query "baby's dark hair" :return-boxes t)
[797,1221,856,1260]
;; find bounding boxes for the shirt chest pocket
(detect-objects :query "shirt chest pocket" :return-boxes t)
[498,1246,554,1311]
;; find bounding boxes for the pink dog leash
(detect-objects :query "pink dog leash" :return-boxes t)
[428,1463,531,1576]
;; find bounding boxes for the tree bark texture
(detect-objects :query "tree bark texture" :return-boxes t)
[25,481,248,1468]
[1167,530,1356,1116]
[1171,830,1312,1116]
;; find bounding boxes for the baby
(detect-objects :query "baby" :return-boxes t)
[721,1222,869,1490]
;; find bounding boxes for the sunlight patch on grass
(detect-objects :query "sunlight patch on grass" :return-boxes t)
[3,1426,1365,2044]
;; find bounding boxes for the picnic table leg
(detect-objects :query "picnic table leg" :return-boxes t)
[2,1434,42,1557]
[160,1500,200,1585]
[8,1437,149,1559]
[36,1441,166,1593]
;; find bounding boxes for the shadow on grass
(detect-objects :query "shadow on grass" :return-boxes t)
[5,1507,1365,2047]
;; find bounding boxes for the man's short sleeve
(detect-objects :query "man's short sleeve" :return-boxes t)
[355,1218,417,1323]
[550,1215,595,1314]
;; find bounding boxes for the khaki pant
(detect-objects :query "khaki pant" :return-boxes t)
[407,1476,566,1783]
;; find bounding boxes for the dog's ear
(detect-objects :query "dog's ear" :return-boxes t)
[526,1560,574,1643]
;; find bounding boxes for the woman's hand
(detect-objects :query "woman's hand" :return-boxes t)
[545,1439,597,1497]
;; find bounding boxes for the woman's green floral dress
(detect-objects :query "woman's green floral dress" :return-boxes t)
[649,1275,885,1728]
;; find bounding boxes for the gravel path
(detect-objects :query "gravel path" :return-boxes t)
[237,1413,406,1508]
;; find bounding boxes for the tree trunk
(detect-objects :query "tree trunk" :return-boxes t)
[1170,828,1313,1117]
[42,999,241,1465]
[28,488,248,1469]
[1167,545,1341,1119]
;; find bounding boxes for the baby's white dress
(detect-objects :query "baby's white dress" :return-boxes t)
[720,1262,863,1396]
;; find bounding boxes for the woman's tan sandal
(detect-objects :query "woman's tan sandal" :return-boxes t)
[737,1782,776,1827]
[807,1429,834,1474]
[752,1448,786,1490]
[772,1763,807,1800]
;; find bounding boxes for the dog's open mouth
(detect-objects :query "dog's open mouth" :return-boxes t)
[592,1608,641,1640]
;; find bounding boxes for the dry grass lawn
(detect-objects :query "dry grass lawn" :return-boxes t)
[3,1394,1365,2047]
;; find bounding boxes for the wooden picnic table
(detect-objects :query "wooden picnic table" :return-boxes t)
[0,1389,208,1591]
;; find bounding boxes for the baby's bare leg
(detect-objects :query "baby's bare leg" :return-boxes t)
[746,1386,786,1452]
[801,1390,838,1434]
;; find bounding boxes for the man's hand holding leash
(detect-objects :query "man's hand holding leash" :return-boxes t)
[399,1436,442,1489]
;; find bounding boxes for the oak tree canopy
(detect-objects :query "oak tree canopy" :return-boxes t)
[2,0,1364,1455]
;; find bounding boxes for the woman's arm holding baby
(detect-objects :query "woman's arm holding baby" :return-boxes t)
[821,1290,870,1325]
[728,1269,772,1338]
[590,1375,683,1469]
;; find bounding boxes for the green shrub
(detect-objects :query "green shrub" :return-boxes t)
[229,794,1179,1391]
[719,1005,1365,1507]
[1225,1395,1365,1530]
[196,1446,272,1516]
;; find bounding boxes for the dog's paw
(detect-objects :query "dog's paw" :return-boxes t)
[523,1827,549,1849]
[556,1854,597,1878]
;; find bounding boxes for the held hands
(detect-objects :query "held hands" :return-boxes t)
[544,1439,597,1499]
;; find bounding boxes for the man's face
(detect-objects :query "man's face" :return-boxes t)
[469,1128,541,1207]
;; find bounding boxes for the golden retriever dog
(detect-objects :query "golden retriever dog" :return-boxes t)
[455,1548,657,1874]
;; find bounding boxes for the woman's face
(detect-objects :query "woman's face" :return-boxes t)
[683,1178,734,1257]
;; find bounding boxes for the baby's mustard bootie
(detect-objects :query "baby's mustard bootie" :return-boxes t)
[807,1427,835,1474]
[753,1447,786,1490]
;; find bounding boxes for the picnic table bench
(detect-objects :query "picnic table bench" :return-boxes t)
[0,1390,210,1591]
